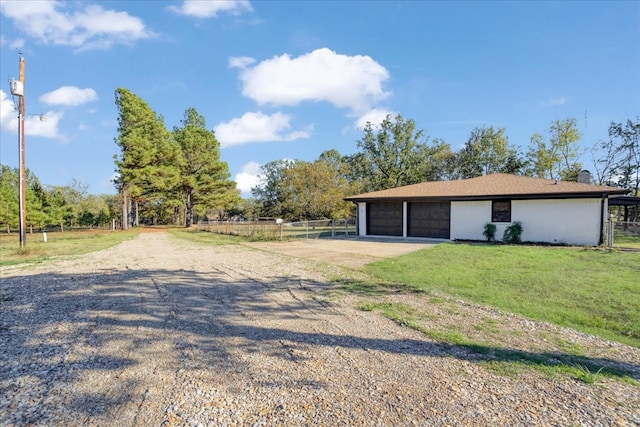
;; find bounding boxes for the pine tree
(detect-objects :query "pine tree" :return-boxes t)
[173,108,239,227]
[113,88,181,228]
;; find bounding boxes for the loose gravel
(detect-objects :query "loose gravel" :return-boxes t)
[1,232,638,426]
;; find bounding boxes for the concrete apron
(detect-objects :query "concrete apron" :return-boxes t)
[243,236,443,269]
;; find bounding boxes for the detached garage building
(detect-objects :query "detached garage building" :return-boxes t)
[345,173,629,246]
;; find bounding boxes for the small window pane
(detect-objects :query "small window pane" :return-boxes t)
[492,200,511,222]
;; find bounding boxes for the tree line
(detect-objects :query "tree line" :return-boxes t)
[0,88,241,232]
[1,88,637,230]
[248,115,639,221]
[114,88,239,228]
[0,166,118,232]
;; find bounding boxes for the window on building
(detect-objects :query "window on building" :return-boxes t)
[492,200,511,222]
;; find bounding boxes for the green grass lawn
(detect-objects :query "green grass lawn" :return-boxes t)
[614,231,640,249]
[365,243,640,348]
[0,229,140,266]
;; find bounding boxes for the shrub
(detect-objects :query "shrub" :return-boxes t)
[503,221,524,244]
[483,223,497,242]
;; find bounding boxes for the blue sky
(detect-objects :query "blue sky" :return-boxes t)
[1,0,638,197]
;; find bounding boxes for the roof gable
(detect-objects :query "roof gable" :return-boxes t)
[345,173,629,201]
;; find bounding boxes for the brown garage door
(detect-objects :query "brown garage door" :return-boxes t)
[367,202,403,236]
[408,202,450,238]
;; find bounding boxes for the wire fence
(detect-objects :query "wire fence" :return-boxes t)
[1,223,117,234]
[606,221,640,249]
[197,218,356,240]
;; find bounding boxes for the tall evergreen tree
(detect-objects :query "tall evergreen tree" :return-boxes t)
[113,88,181,228]
[25,172,46,229]
[0,165,19,232]
[173,108,239,227]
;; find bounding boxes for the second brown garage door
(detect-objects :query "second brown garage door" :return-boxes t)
[408,202,450,238]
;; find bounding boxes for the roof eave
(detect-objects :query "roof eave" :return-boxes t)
[345,189,630,203]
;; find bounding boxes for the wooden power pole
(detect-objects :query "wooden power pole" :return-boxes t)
[18,55,26,248]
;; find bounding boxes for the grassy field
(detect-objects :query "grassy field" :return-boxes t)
[0,229,140,266]
[614,231,640,249]
[364,243,640,348]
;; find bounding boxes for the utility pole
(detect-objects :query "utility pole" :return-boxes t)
[18,55,26,248]
[18,54,27,248]
[9,53,27,248]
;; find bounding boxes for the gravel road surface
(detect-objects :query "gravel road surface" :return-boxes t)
[1,232,638,426]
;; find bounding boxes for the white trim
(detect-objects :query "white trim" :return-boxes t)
[357,202,367,236]
[402,201,408,238]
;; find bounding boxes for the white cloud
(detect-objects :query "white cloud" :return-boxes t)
[355,108,395,130]
[0,34,25,49]
[235,161,261,193]
[26,110,64,138]
[229,56,255,69]
[167,0,253,18]
[234,48,390,114]
[40,86,98,106]
[0,90,16,132]
[215,111,310,147]
[0,1,155,50]
[539,97,568,107]
[1,90,63,138]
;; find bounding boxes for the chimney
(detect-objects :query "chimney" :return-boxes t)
[578,170,593,184]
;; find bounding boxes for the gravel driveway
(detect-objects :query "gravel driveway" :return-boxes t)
[1,232,638,426]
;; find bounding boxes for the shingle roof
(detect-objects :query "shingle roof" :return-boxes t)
[345,173,630,201]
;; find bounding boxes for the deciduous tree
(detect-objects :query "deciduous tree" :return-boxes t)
[289,158,354,220]
[456,126,523,178]
[526,118,582,181]
[356,114,429,191]
[251,157,355,221]
[252,159,296,219]
[423,138,458,181]
[591,137,620,187]
[609,118,640,195]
